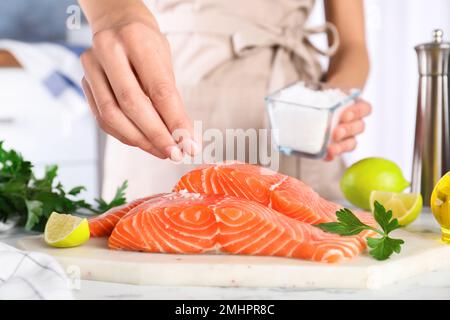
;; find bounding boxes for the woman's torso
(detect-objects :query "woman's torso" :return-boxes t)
[102,0,346,201]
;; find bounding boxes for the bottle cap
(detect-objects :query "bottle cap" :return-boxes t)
[415,29,450,75]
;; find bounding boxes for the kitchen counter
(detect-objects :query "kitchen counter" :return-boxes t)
[75,270,450,300]
[2,214,450,300]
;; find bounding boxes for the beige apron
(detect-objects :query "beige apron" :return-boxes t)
[102,0,346,201]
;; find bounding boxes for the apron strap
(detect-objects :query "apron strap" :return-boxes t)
[231,21,339,59]
[157,10,340,60]
[303,22,340,57]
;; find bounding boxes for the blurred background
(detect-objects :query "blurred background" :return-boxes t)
[0,0,449,200]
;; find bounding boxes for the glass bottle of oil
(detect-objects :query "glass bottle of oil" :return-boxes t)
[431,173,450,244]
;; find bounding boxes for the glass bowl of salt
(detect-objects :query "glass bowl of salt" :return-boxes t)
[265,82,361,159]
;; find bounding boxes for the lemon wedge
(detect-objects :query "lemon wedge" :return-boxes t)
[44,212,90,248]
[369,191,423,226]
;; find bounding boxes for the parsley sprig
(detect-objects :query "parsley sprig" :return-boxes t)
[316,201,405,261]
[0,141,127,232]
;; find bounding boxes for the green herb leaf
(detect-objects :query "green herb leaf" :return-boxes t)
[315,202,405,261]
[32,165,58,191]
[316,208,372,236]
[24,200,43,230]
[0,141,32,185]
[94,180,128,213]
[367,236,405,261]
[68,186,86,196]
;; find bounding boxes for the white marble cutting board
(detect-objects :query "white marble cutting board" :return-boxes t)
[17,215,450,290]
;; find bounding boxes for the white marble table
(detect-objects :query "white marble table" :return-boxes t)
[74,270,450,300]
[2,214,450,300]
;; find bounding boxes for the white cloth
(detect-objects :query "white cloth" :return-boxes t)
[0,40,87,136]
[0,242,73,299]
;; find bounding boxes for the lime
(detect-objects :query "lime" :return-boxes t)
[44,212,90,248]
[340,157,410,210]
[430,172,450,243]
[370,191,422,226]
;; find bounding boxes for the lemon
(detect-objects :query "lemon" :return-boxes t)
[431,172,450,244]
[340,158,410,210]
[44,212,90,248]
[370,191,422,226]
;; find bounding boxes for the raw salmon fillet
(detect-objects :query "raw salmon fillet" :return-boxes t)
[108,192,365,263]
[174,162,375,226]
[89,194,164,237]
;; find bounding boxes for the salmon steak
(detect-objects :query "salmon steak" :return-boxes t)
[89,194,164,237]
[108,192,365,263]
[174,162,375,226]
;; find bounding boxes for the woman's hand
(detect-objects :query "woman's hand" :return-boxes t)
[325,99,372,161]
[79,0,198,161]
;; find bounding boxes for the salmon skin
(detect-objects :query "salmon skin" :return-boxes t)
[89,194,165,237]
[108,192,365,263]
[174,162,375,226]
